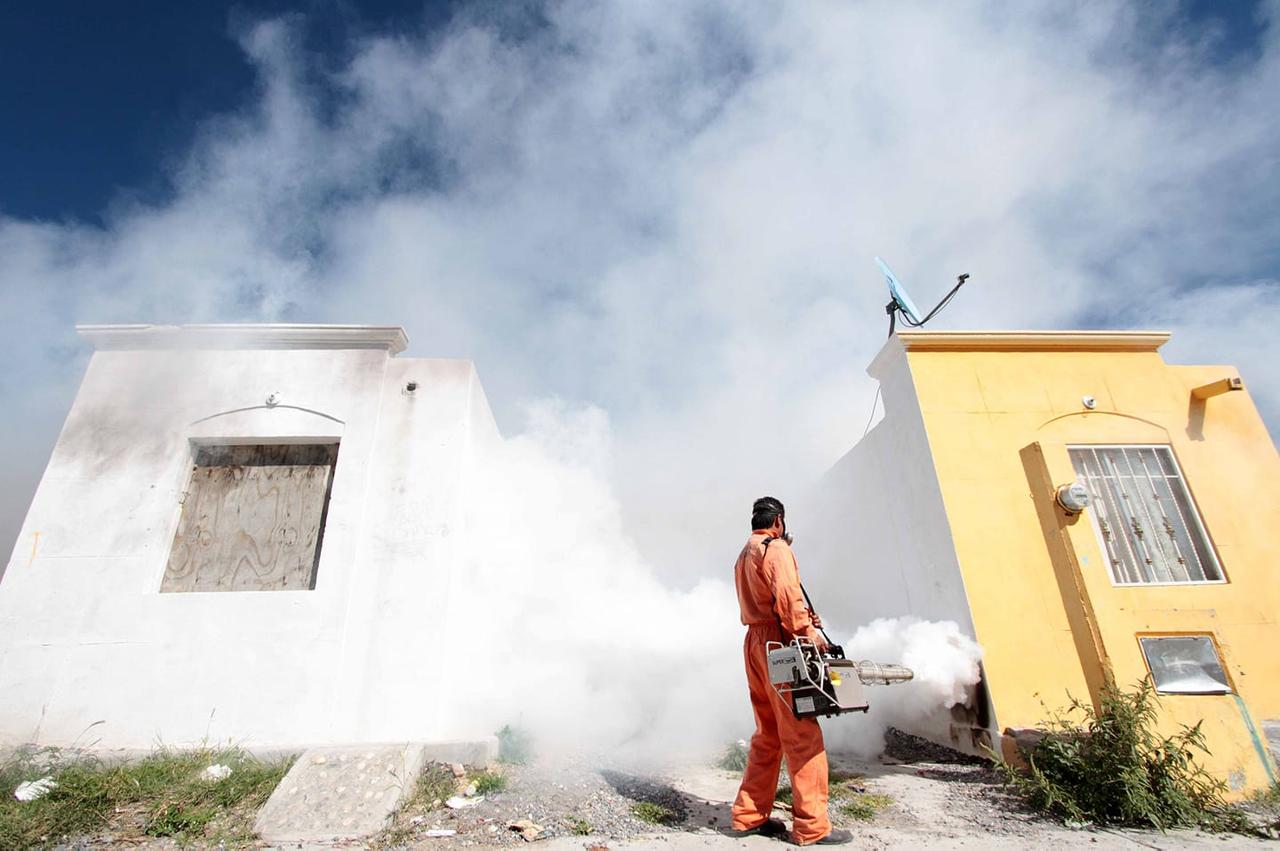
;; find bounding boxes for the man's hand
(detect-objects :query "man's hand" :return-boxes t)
[809,610,824,630]
[809,630,829,654]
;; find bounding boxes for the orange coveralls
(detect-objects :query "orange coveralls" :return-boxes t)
[730,531,831,845]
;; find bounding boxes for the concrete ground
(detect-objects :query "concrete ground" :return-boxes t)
[375,749,1277,850]
[539,758,1271,850]
[536,834,1272,850]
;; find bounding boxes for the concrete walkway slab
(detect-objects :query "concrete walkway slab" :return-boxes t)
[255,743,427,843]
[253,738,497,844]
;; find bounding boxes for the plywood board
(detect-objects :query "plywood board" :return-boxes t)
[161,444,337,592]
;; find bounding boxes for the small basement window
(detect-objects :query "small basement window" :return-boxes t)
[1139,635,1232,694]
[162,444,338,592]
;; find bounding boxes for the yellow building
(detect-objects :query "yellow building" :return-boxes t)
[808,331,1279,795]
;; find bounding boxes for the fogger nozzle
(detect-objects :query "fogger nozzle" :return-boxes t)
[828,659,914,685]
[855,661,914,685]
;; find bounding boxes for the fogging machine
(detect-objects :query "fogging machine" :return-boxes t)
[766,579,914,719]
[767,637,914,719]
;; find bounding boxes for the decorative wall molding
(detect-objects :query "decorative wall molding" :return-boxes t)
[895,330,1171,352]
[77,324,409,354]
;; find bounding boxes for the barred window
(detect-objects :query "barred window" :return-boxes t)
[1068,446,1223,585]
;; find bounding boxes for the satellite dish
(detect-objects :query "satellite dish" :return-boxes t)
[875,257,923,325]
[873,256,971,338]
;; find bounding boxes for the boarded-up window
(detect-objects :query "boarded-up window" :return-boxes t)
[162,444,338,592]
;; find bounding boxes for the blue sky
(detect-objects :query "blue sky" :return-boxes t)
[1,1,1278,570]
[2,1,1267,222]
[1,1,461,221]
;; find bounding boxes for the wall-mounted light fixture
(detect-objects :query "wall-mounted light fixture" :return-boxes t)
[1055,482,1090,514]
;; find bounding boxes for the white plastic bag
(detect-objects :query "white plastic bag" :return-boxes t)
[201,764,233,781]
[14,777,57,802]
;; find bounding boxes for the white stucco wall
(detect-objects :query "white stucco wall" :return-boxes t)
[797,338,991,750]
[0,325,500,750]
[799,339,975,635]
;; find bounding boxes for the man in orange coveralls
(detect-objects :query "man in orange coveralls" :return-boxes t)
[729,496,851,846]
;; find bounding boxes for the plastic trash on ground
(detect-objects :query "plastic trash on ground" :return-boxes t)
[14,777,57,802]
[201,764,233,781]
[446,794,484,809]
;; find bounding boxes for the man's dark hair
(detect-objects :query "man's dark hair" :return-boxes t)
[752,496,785,531]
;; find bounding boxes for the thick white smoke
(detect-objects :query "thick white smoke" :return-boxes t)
[4,1,1280,574]
[825,618,985,757]
[434,402,983,763]
[444,401,746,759]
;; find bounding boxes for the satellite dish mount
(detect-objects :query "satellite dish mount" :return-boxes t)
[876,256,970,338]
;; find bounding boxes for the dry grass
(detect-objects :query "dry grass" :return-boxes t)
[372,761,459,847]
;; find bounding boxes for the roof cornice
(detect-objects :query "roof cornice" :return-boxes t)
[76,324,409,354]
[895,330,1170,352]
[867,330,1170,380]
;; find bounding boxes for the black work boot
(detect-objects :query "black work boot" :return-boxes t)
[811,827,853,845]
[728,816,788,838]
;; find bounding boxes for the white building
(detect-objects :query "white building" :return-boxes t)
[0,325,498,750]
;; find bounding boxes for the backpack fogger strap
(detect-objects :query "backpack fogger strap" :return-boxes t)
[760,535,834,648]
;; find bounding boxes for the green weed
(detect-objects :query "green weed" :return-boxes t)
[773,767,863,810]
[1251,783,1280,806]
[839,793,892,821]
[470,769,508,795]
[716,741,749,772]
[995,678,1249,832]
[631,801,680,826]
[496,725,533,765]
[1244,783,1280,836]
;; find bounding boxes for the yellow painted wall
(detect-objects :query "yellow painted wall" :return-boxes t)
[905,344,1280,794]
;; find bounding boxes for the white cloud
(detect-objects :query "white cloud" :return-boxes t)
[2,0,1278,578]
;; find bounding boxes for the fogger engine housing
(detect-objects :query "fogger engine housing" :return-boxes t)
[767,638,914,719]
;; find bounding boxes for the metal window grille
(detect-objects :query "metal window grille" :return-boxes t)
[1068,446,1223,585]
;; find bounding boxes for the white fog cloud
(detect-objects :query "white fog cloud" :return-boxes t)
[3,0,1278,582]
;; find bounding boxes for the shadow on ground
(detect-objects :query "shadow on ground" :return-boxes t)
[600,768,746,835]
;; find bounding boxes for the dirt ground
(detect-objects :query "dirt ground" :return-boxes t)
[369,743,1278,851]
